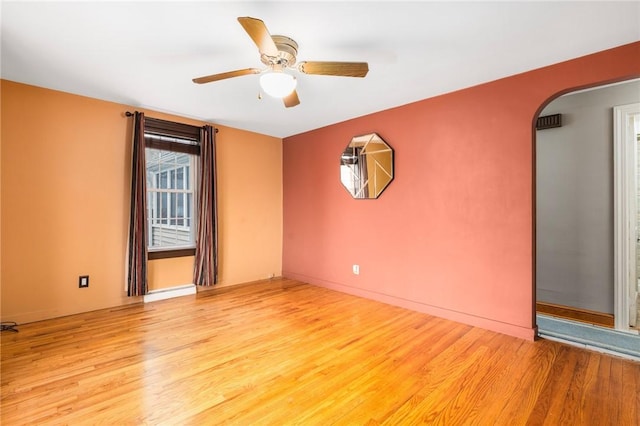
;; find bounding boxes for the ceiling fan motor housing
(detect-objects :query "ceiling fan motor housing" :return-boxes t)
[262,35,298,68]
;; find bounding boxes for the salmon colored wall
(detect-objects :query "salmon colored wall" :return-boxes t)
[1,81,282,324]
[282,42,640,340]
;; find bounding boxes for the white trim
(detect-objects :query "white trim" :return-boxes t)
[613,103,640,330]
[143,284,196,303]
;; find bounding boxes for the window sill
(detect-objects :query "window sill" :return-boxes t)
[148,248,195,260]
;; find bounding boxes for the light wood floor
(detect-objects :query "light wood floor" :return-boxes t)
[2,278,639,425]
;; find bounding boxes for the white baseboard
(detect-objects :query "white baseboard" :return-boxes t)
[143,284,196,303]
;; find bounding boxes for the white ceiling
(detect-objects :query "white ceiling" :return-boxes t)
[2,1,639,138]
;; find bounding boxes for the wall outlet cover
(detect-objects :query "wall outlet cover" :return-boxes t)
[79,275,89,288]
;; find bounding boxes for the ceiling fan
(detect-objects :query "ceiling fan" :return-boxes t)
[192,17,369,108]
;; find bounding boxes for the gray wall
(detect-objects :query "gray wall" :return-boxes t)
[536,80,640,314]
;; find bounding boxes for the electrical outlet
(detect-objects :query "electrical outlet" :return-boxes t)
[79,275,89,288]
[352,264,360,275]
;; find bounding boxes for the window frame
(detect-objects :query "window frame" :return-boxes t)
[143,117,202,260]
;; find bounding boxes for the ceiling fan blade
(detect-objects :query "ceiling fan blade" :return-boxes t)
[192,68,261,84]
[298,61,369,78]
[238,17,279,57]
[283,90,300,108]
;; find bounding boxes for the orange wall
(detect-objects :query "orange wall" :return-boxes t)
[1,81,282,323]
[148,257,195,292]
[215,126,283,286]
[282,42,640,340]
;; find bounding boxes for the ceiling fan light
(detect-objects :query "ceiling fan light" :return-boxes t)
[260,72,297,98]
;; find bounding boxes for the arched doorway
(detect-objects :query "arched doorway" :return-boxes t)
[535,79,640,359]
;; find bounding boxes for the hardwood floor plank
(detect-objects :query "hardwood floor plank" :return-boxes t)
[427,332,521,425]
[527,345,579,425]
[2,278,639,425]
[496,342,558,423]
[293,319,468,424]
[454,337,528,425]
[553,349,590,426]
[621,361,640,424]
[590,355,614,426]
[320,319,467,425]
[380,328,489,424]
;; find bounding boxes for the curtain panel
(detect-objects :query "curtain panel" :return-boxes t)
[193,125,218,286]
[127,112,149,296]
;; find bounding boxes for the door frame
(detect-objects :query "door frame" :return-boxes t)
[613,102,640,331]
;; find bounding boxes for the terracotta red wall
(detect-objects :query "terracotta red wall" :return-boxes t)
[282,42,640,340]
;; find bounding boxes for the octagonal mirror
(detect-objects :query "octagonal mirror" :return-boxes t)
[340,133,394,199]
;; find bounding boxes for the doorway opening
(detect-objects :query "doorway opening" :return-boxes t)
[535,80,640,355]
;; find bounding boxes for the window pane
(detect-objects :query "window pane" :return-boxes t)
[187,193,192,227]
[146,149,161,189]
[147,172,155,189]
[176,167,184,190]
[145,146,196,250]
[150,192,157,220]
[169,193,176,225]
[177,153,191,166]
[160,171,168,189]
[161,192,168,224]
[177,193,184,226]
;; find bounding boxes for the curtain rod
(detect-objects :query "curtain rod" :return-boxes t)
[125,111,219,133]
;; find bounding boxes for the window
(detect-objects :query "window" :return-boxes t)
[146,147,194,247]
[143,118,201,259]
